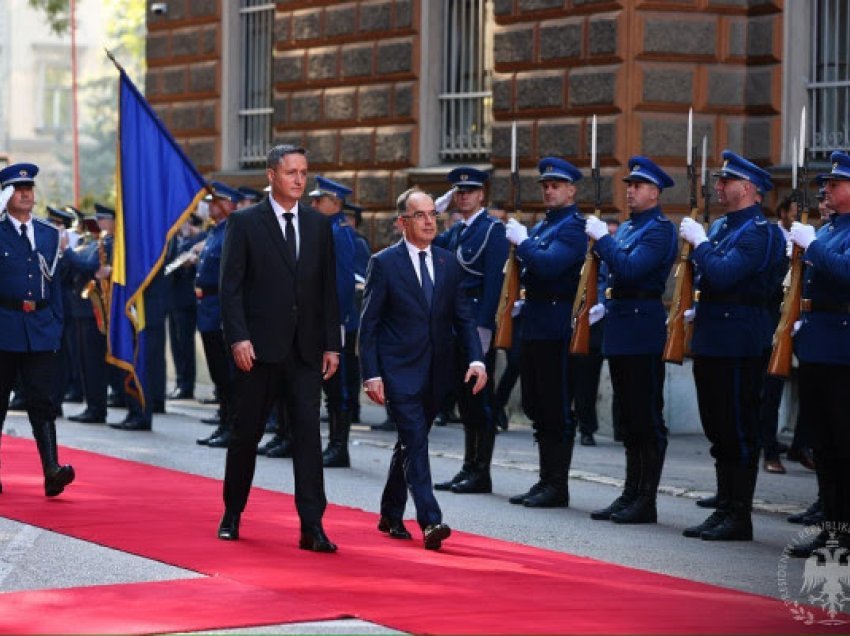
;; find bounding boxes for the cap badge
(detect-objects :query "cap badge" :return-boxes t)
[460,174,468,181]
[19,169,28,177]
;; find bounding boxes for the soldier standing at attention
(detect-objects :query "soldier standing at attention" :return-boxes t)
[585,157,678,524]
[786,151,850,557]
[504,158,587,508]
[0,163,74,497]
[679,150,783,541]
[433,167,508,494]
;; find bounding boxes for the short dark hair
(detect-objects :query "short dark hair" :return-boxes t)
[396,186,423,215]
[266,144,307,170]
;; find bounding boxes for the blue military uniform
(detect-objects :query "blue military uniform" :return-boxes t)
[0,162,75,497]
[343,202,371,424]
[432,166,508,494]
[590,156,678,524]
[685,150,784,542]
[511,157,588,508]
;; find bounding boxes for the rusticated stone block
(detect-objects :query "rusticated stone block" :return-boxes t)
[171,30,197,57]
[593,121,616,157]
[641,118,713,158]
[274,52,304,84]
[493,78,513,111]
[308,49,337,81]
[171,104,197,131]
[739,118,772,159]
[658,170,690,206]
[643,69,692,104]
[376,131,412,163]
[396,0,412,28]
[495,28,534,64]
[189,63,216,92]
[377,41,412,74]
[360,86,391,119]
[290,93,322,123]
[147,33,169,61]
[540,22,582,61]
[573,0,613,4]
[575,175,613,205]
[371,212,401,247]
[394,83,413,117]
[517,73,564,109]
[275,16,290,43]
[162,68,186,95]
[519,0,563,10]
[569,70,616,107]
[342,45,373,78]
[340,132,374,164]
[644,19,716,56]
[744,68,773,106]
[185,140,216,168]
[305,132,337,165]
[707,69,744,106]
[589,17,617,56]
[494,0,513,16]
[360,1,392,32]
[200,26,217,55]
[145,70,161,97]
[273,133,304,149]
[293,10,321,41]
[491,124,533,160]
[325,90,356,121]
[198,103,216,131]
[189,0,215,17]
[745,18,775,57]
[538,123,580,158]
[357,174,391,205]
[273,97,288,126]
[326,5,355,37]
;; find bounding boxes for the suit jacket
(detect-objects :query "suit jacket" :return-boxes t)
[220,199,341,366]
[358,240,482,406]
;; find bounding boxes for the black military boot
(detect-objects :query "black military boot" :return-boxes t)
[510,439,547,504]
[611,441,665,524]
[683,463,729,538]
[591,445,641,520]
[696,494,718,508]
[700,464,755,541]
[452,427,495,494]
[323,410,351,468]
[197,424,228,446]
[524,437,572,508]
[32,421,75,497]
[435,426,476,491]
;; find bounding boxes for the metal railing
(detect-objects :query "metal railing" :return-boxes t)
[238,0,275,168]
[809,0,850,157]
[439,0,492,161]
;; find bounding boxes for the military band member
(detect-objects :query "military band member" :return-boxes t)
[504,158,588,508]
[679,150,783,541]
[432,167,508,494]
[308,176,356,468]
[786,151,850,557]
[585,157,678,524]
[0,163,74,497]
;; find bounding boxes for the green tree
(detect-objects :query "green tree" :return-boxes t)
[28,0,70,35]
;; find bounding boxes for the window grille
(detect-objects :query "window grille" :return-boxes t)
[439,0,492,161]
[238,0,275,168]
[809,0,850,157]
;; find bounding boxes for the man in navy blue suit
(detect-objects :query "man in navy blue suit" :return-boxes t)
[359,189,487,550]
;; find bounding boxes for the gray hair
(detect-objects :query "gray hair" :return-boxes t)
[266,144,307,170]
[396,186,427,215]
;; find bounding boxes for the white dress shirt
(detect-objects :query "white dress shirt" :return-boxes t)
[404,238,434,285]
[8,214,36,250]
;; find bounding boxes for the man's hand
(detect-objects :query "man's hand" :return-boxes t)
[585,216,608,241]
[589,302,605,325]
[684,308,696,324]
[789,221,817,250]
[680,217,708,247]
[322,352,339,380]
[505,218,529,246]
[364,378,385,405]
[464,364,487,395]
[232,340,256,372]
[95,265,112,280]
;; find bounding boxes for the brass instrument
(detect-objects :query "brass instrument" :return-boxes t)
[81,231,111,335]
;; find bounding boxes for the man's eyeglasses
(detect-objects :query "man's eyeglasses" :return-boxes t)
[401,210,438,221]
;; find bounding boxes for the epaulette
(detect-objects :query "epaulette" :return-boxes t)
[754,216,768,226]
[656,215,672,223]
[33,216,59,232]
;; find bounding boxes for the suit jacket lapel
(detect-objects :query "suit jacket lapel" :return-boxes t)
[259,201,295,273]
[393,241,428,312]
[432,249,447,310]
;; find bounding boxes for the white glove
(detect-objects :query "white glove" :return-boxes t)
[680,217,707,247]
[0,185,14,213]
[789,221,817,250]
[792,320,802,336]
[435,188,456,214]
[477,326,492,355]
[585,216,607,241]
[588,302,605,325]
[684,308,696,324]
[511,299,524,318]
[505,218,528,246]
[786,238,794,259]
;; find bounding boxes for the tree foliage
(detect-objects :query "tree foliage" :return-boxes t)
[28,0,70,35]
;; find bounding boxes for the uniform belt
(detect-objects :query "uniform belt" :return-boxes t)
[195,286,218,299]
[0,297,49,312]
[605,288,661,300]
[694,291,769,307]
[801,298,850,314]
[463,286,483,298]
[525,290,573,303]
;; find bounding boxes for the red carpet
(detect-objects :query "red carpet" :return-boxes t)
[0,436,840,634]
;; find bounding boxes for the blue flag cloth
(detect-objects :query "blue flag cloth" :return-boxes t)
[107,69,207,407]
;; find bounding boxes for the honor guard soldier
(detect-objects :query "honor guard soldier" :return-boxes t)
[195,183,242,446]
[237,187,263,209]
[0,163,75,496]
[786,151,850,557]
[308,176,356,468]
[504,158,588,508]
[679,150,784,541]
[432,167,508,494]
[585,157,678,524]
[343,202,371,425]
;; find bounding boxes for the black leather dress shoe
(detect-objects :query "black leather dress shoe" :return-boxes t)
[206,430,231,448]
[44,465,75,497]
[109,417,152,431]
[377,516,412,540]
[266,439,292,458]
[423,523,451,550]
[257,434,282,455]
[218,510,240,540]
[106,394,126,408]
[167,388,194,400]
[8,395,27,410]
[299,524,337,552]
[68,410,107,424]
[580,432,596,446]
[199,396,219,405]
[63,390,84,404]
[200,410,221,426]
[370,418,396,431]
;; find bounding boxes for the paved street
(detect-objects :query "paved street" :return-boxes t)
[0,385,820,634]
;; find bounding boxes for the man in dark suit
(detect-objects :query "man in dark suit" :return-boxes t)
[217,145,341,553]
[359,189,487,550]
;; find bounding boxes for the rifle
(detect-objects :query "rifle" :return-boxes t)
[569,115,601,355]
[494,121,522,350]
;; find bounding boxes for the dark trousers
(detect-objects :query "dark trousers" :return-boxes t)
[201,330,233,427]
[569,349,603,435]
[494,323,521,409]
[758,362,785,460]
[168,305,196,393]
[54,317,81,404]
[520,339,574,443]
[693,356,763,466]
[454,342,496,434]
[0,351,58,428]
[381,392,441,529]
[608,354,667,449]
[343,328,361,417]
[126,326,166,422]
[75,317,107,416]
[223,355,327,526]
[322,352,347,413]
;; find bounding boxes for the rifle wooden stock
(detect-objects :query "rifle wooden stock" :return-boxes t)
[768,208,807,378]
[569,208,601,355]
[663,206,700,364]
[494,244,520,350]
